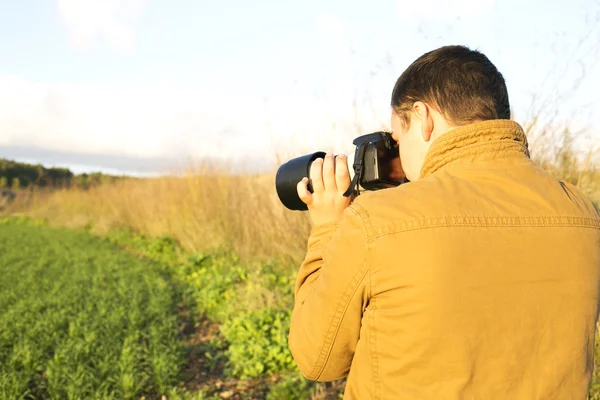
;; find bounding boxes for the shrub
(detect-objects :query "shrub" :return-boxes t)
[266,371,313,400]
[220,308,295,379]
[183,253,248,323]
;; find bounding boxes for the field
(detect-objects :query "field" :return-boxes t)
[0,219,185,399]
[0,217,340,399]
[0,132,598,398]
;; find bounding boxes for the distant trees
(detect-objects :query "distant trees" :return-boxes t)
[0,158,125,190]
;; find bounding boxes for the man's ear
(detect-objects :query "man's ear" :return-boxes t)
[414,101,434,142]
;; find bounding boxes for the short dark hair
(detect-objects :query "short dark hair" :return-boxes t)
[390,45,510,127]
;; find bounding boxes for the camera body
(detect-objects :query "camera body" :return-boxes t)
[275,131,406,211]
[349,131,404,192]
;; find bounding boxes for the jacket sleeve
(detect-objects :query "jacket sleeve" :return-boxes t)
[288,205,370,381]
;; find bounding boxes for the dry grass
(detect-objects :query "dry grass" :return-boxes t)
[6,127,598,266]
[527,127,600,205]
[1,127,597,400]
[12,166,312,264]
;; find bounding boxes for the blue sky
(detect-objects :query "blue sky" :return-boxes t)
[0,0,598,175]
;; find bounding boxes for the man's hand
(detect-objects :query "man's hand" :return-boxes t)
[297,153,354,227]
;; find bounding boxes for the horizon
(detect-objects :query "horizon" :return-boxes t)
[1,0,599,176]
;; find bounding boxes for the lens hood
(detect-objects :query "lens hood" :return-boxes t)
[275,151,326,211]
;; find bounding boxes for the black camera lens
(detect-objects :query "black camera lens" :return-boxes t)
[275,151,326,211]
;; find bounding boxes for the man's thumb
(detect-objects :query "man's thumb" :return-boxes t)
[297,177,313,206]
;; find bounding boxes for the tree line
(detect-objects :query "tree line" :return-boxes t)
[0,158,126,190]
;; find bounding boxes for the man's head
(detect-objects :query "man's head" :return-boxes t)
[390,45,510,181]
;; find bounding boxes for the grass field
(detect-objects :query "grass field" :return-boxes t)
[0,219,185,399]
[0,217,339,400]
[1,216,600,399]
[1,129,597,399]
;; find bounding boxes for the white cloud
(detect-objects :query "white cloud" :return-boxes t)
[0,74,386,172]
[0,75,215,159]
[0,71,597,174]
[56,0,146,51]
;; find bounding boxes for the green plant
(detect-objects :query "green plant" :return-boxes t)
[0,215,47,226]
[105,229,184,266]
[10,177,20,190]
[183,252,248,322]
[0,221,186,398]
[220,308,295,379]
[267,371,313,400]
[166,387,221,400]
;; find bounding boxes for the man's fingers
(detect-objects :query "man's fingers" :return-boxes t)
[310,157,324,192]
[335,154,352,192]
[297,177,313,206]
[322,153,336,191]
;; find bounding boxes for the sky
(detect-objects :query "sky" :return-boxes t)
[0,0,599,175]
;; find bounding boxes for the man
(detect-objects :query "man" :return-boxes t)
[288,45,600,399]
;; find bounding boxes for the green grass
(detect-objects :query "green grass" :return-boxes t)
[0,219,321,399]
[6,217,596,399]
[0,220,183,399]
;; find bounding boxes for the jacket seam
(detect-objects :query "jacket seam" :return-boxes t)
[368,215,600,241]
[310,261,369,380]
[352,202,375,238]
[368,241,380,399]
[310,207,371,380]
[369,298,381,400]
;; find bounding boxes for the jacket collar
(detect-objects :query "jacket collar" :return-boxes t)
[419,119,530,179]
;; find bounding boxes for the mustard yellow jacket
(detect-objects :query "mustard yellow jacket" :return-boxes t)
[288,120,600,399]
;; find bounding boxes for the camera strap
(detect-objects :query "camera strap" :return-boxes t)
[343,142,367,198]
[343,172,360,197]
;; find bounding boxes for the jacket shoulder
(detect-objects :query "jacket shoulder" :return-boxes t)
[557,180,600,219]
[349,178,444,232]
[349,170,600,238]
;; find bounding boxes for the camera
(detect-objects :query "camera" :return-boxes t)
[275,131,407,211]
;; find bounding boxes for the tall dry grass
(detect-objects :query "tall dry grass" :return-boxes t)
[527,126,600,205]
[15,166,312,264]
[7,126,598,266]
